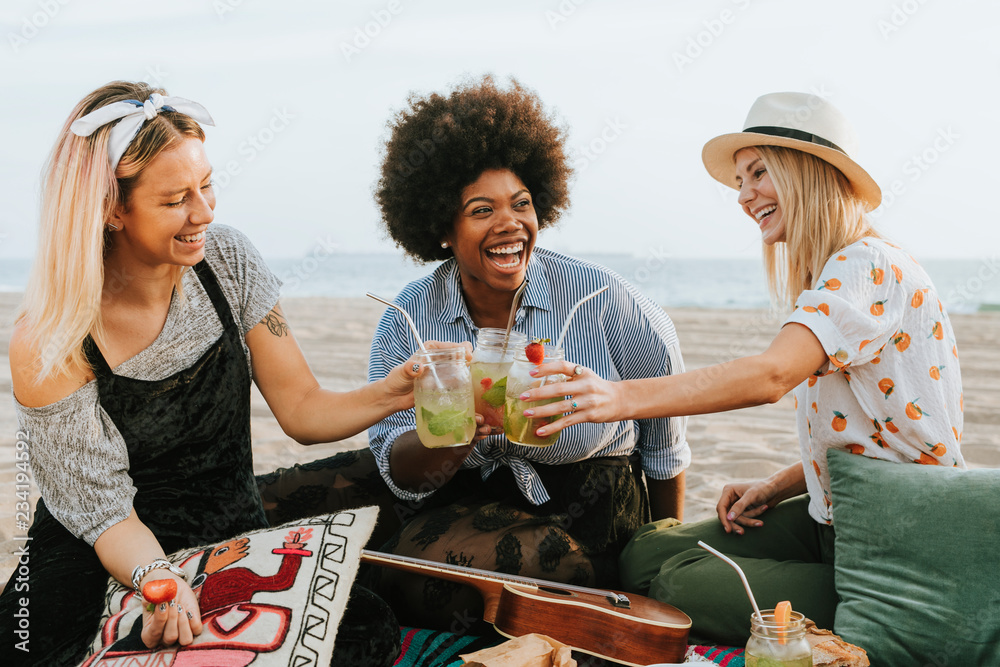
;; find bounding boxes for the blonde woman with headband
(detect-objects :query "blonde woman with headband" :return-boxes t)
[521,92,965,644]
[0,81,426,665]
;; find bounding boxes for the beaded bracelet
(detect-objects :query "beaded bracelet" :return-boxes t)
[131,559,187,592]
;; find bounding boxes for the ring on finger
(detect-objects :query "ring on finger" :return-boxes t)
[411,363,420,373]
[573,365,585,376]
[571,400,579,411]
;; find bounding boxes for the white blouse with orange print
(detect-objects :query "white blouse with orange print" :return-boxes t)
[784,237,966,525]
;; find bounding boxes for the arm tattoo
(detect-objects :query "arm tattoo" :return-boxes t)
[262,308,290,337]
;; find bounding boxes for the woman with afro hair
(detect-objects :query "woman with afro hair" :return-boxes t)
[258,75,690,629]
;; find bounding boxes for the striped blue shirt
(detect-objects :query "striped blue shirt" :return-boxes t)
[367,247,690,505]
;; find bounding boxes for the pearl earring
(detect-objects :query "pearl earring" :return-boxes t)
[441,241,449,249]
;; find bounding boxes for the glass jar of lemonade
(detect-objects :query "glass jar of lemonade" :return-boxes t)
[414,347,476,448]
[471,328,527,435]
[745,610,813,667]
[503,344,565,447]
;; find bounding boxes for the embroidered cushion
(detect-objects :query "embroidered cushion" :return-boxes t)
[78,507,378,667]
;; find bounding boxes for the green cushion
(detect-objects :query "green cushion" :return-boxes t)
[827,448,1000,665]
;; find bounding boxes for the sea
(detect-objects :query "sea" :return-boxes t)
[1,254,997,313]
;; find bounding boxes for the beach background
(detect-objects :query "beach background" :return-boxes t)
[2,0,999,592]
[1,287,998,586]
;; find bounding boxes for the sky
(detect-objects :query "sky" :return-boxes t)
[0,0,997,262]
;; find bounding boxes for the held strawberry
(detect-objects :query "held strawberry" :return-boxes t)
[524,338,550,365]
[142,578,177,611]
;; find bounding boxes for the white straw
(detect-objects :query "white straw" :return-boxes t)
[698,540,764,622]
[555,285,608,349]
[538,285,610,390]
[367,292,443,389]
[367,292,428,351]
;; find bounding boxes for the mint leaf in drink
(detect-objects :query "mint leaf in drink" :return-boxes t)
[423,406,472,436]
[482,376,507,407]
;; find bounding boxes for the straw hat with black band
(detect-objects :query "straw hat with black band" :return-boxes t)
[702,92,882,211]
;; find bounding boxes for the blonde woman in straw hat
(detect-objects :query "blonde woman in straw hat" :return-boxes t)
[518,92,966,643]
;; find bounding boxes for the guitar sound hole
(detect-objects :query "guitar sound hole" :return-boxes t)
[538,586,573,596]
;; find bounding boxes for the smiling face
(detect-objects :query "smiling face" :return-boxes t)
[735,147,785,245]
[110,136,215,268]
[445,168,538,299]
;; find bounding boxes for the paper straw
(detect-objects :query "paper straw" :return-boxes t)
[367,292,443,389]
[555,285,608,349]
[698,540,763,622]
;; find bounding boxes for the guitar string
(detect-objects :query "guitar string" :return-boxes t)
[361,549,627,602]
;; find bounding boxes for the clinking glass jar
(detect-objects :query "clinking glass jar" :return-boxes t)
[413,347,475,449]
[502,343,565,447]
[470,328,527,435]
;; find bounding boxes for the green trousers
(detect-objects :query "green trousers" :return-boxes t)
[619,495,837,646]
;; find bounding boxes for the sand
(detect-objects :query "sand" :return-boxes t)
[1,293,997,587]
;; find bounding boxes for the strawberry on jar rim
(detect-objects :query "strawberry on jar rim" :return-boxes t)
[524,338,550,365]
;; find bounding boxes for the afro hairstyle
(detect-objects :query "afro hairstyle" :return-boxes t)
[374,75,572,262]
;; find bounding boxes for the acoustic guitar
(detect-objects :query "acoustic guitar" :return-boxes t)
[361,550,691,666]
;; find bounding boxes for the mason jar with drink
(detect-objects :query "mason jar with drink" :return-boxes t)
[471,328,527,435]
[745,606,813,667]
[413,347,476,448]
[503,340,566,447]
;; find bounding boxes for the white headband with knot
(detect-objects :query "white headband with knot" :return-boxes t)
[70,93,215,170]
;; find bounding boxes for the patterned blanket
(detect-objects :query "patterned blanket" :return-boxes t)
[395,626,745,666]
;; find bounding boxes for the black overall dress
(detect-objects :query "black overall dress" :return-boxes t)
[0,261,399,666]
[0,261,268,665]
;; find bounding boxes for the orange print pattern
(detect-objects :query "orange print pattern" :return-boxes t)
[831,411,848,432]
[905,399,927,420]
[795,240,964,520]
[877,378,894,399]
[917,452,941,466]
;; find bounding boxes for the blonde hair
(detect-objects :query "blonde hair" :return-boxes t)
[756,146,877,308]
[20,81,206,381]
